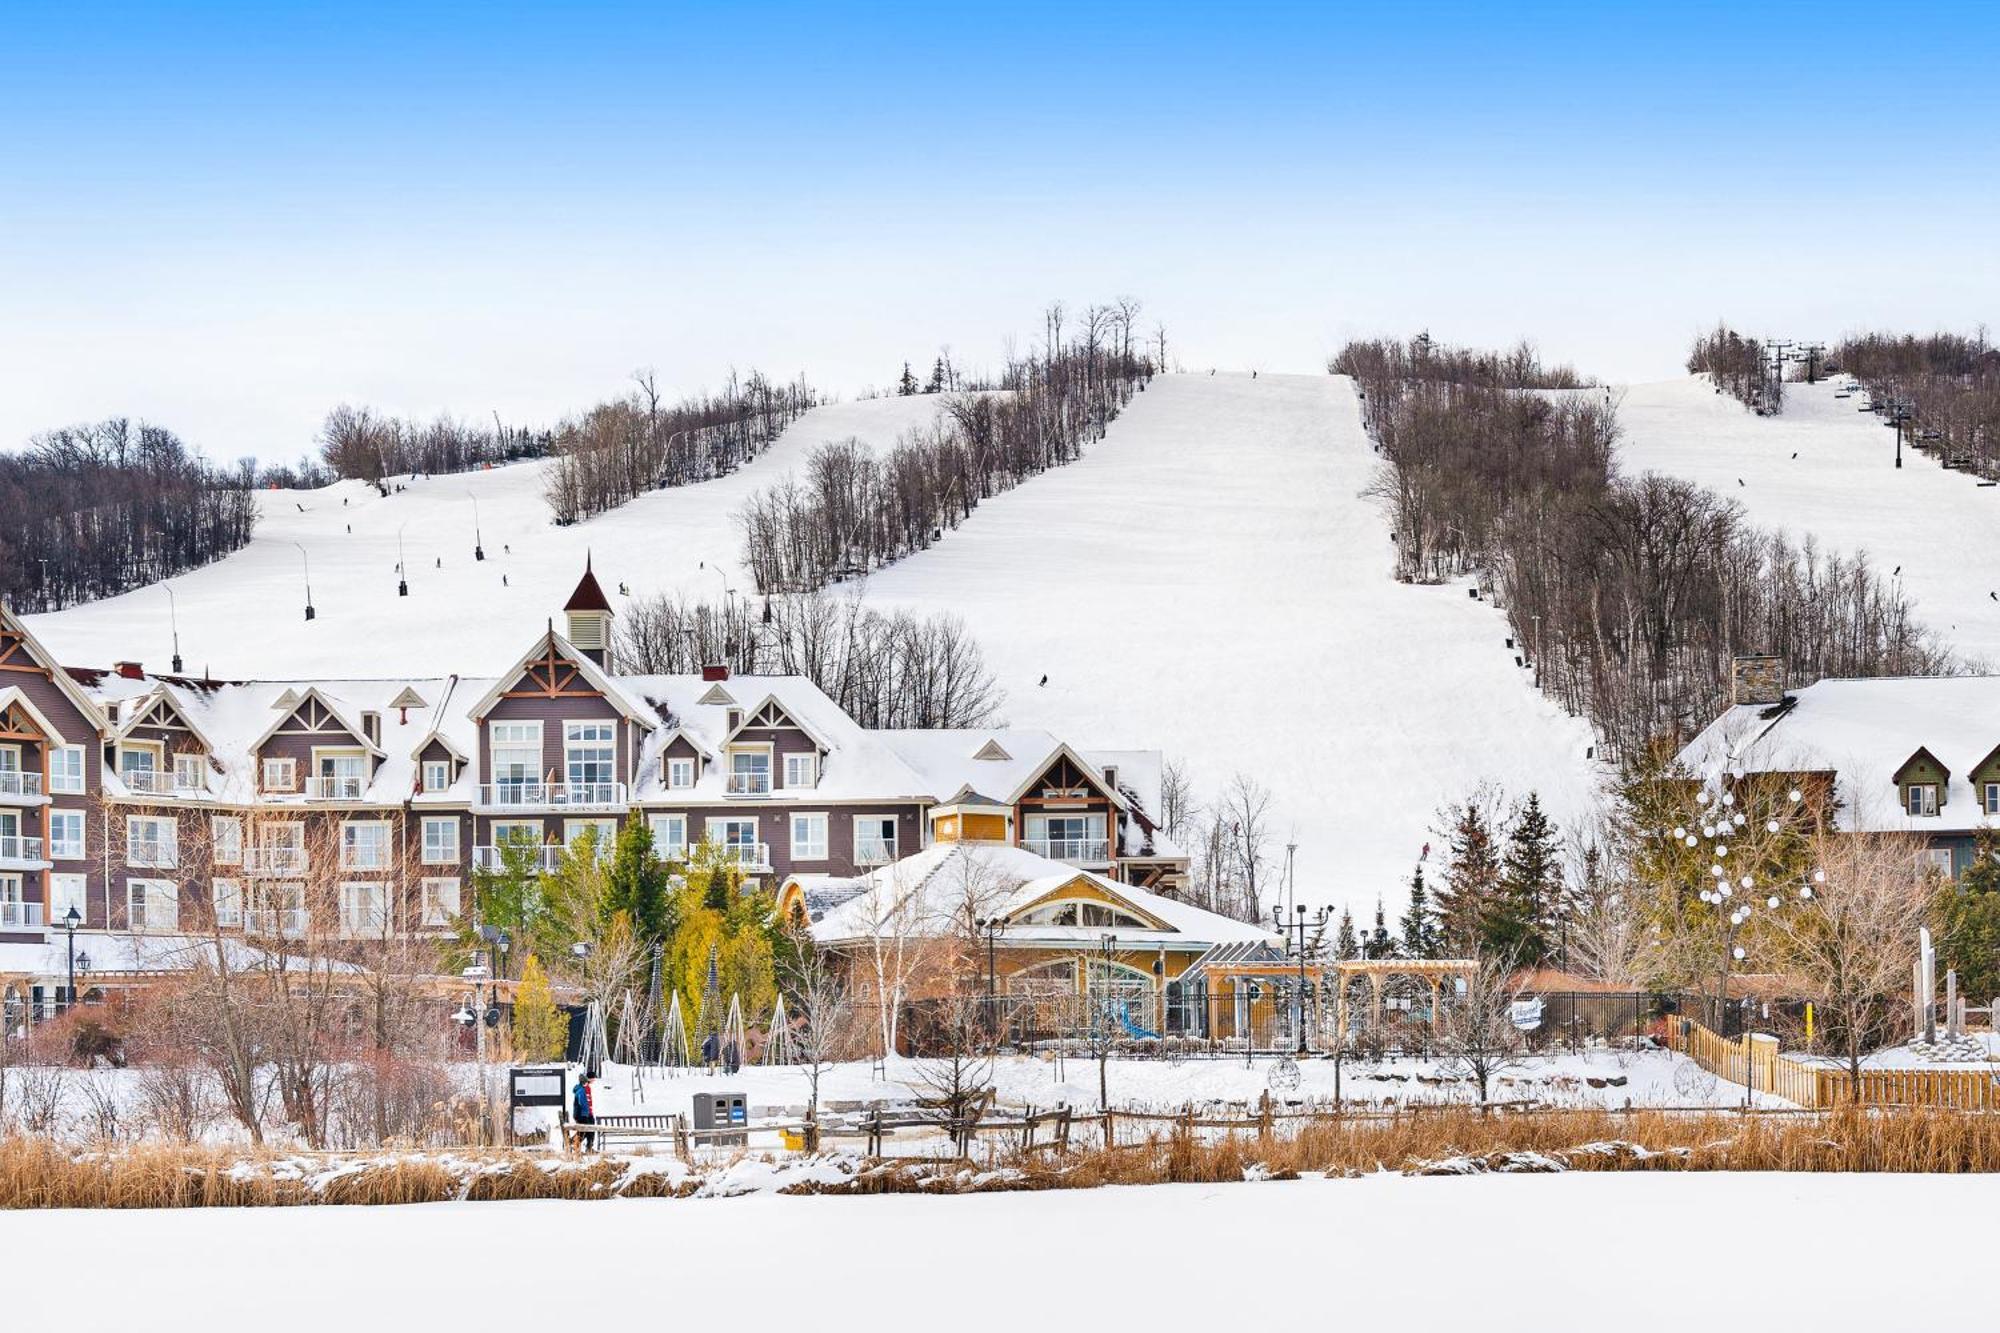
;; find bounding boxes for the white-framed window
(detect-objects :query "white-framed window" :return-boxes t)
[666,756,696,789]
[854,814,899,866]
[565,818,616,858]
[490,721,543,799]
[313,748,369,799]
[784,752,819,789]
[127,878,178,932]
[648,813,688,859]
[489,821,541,858]
[728,748,771,795]
[173,752,206,792]
[49,809,85,860]
[1986,782,2000,816]
[0,873,24,928]
[255,821,306,875]
[423,759,451,792]
[341,820,391,870]
[420,876,462,929]
[262,756,297,792]
[564,720,617,795]
[422,816,460,865]
[50,745,85,795]
[211,815,242,864]
[339,881,389,937]
[1907,784,1941,817]
[49,872,87,926]
[118,741,161,777]
[249,880,307,937]
[126,814,178,868]
[1925,847,1957,879]
[706,816,761,865]
[790,812,828,861]
[212,877,243,928]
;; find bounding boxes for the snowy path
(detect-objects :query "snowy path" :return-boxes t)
[6,1173,1987,1329]
[24,396,959,678]
[862,372,1602,910]
[1618,376,2000,664]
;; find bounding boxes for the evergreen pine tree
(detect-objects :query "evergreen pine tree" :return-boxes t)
[511,953,567,1061]
[1400,864,1439,959]
[704,860,735,912]
[603,816,671,946]
[1493,793,1562,964]
[897,361,919,396]
[925,357,946,393]
[1940,828,2000,1001]
[1436,803,1500,957]
[1365,896,1394,958]
[1334,908,1358,960]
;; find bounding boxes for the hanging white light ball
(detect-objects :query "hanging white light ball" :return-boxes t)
[1766,820,1780,834]
[1813,869,1826,883]
[1739,875,1754,889]
[1721,792,1735,807]
[1733,946,1746,960]
[1686,835,1699,848]
[1789,789,1802,803]
[1767,895,1780,909]
[1733,813,1747,827]
[1673,826,1686,840]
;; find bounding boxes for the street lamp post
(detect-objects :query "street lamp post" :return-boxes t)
[292,543,315,621]
[62,905,81,1015]
[1272,902,1334,1054]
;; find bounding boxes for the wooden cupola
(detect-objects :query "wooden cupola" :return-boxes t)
[564,555,616,670]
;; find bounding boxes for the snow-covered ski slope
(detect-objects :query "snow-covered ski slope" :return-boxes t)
[861,372,1602,908]
[24,395,961,679]
[1618,376,2000,664]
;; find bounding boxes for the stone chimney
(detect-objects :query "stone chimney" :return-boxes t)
[1730,655,1784,707]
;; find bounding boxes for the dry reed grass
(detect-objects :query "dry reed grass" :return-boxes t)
[11,1106,2000,1208]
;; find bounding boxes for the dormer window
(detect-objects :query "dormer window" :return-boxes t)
[1907,784,1941,818]
[423,760,451,793]
[667,756,696,790]
[729,748,771,796]
[784,752,818,789]
[262,757,297,793]
[173,753,205,793]
[1986,782,2000,816]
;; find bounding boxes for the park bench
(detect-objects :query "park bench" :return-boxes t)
[565,1111,685,1153]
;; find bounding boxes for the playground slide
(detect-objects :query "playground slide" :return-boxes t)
[1115,1002,1161,1041]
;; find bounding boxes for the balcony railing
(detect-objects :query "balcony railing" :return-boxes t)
[121,770,204,796]
[472,844,562,873]
[304,775,368,801]
[0,835,48,863]
[1022,837,1113,865]
[478,781,627,809]
[855,838,899,867]
[0,900,43,929]
[0,771,44,800]
[244,908,310,938]
[726,773,772,796]
[242,846,307,875]
[718,841,772,870]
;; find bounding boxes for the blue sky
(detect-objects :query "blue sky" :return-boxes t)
[2,1,1995,459]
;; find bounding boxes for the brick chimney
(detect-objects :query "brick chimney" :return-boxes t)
[114,661,144,680]
[1730,655,1784,707]
[701,663,730,682]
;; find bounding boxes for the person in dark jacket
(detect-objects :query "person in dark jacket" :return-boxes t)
[571,1072,597,1150]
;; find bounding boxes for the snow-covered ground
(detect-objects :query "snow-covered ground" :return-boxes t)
[860,372,1603,907]
[1619,376,2000,664]
[7,1173,1989,1329]
[589,1048,1771,1120]
[23,394,965,679]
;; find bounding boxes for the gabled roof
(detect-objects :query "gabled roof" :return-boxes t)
[114,686,220,754]
[389,686,428,711]
[1893,745,1950,784]
[973,738,1012,762]
[1006,742,1131,811]
[696,682,737,707]
[463,629,653,730]
[0,686,73,746]
[0,604,109,737]
[723,692,831,753]
[248,685,386,758]
[563,558,613,614]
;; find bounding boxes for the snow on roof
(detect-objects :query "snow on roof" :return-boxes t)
[0,930,366,979]
[1678,674,2000,833]
[807,841,1268,949]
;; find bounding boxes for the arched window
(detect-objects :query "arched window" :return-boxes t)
[1013,899,1152,930]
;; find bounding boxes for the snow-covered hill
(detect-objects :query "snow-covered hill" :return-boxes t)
[860,372,1603,908]
[24,395,960,678]
[27,372,1605,909]
[1618,376,2000,664]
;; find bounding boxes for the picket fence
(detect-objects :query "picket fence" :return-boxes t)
[1663,1019,2000,1110]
